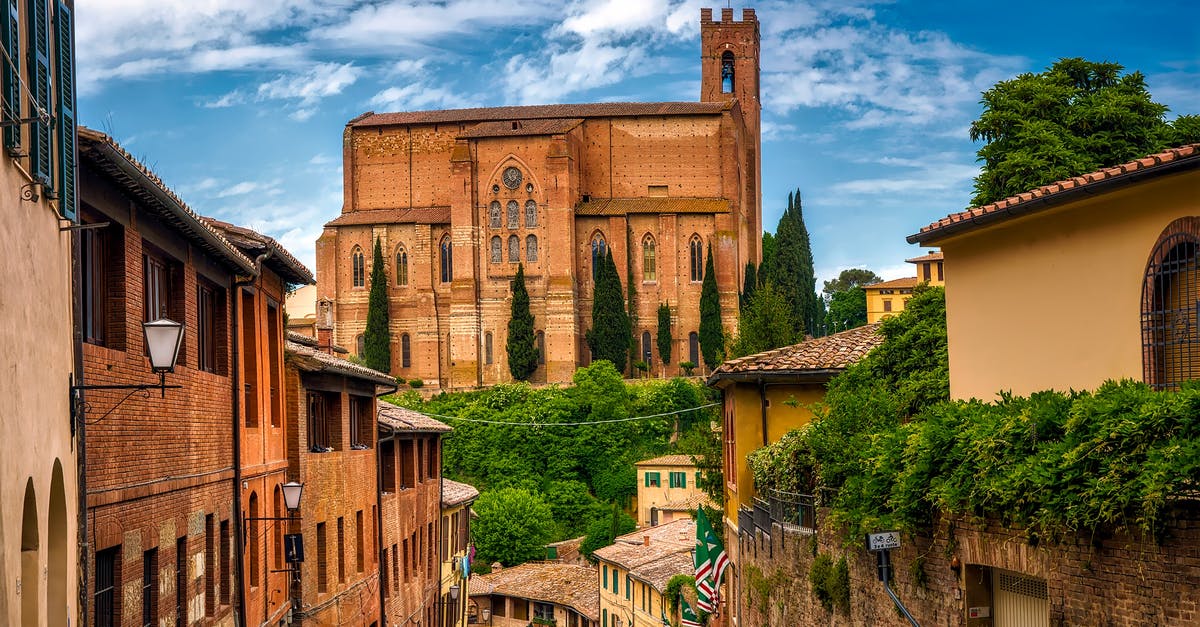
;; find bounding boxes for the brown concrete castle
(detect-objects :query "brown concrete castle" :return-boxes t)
[316,8,762,388]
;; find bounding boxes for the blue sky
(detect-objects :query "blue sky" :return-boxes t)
[77,1,1199,284]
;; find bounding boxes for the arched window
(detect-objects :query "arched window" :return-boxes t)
[525,200,538,227]
[351,246,365,288]
[273,486,283,570]
[689,236,704,282]
[490,236,502,264]
[356,334,364,356]
[248,491,259,586]
[508,235,520,262]
[507,200,520,229]
[688,331,699,365]
[395,245,408,286]
[401,333,411,368]
[526,235,538,262]
[489,201,502,229]
[536,331,545,364]
[485,332,493,365]
[440,235,452,283]
[1142,217,1200,390]
[642,234,656,281]
[591,233,607,278]
[721,51,735,93]
[642,331,653,365]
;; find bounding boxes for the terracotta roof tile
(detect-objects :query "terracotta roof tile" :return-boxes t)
[326,207,451,227]
[594,519,696,592]
[911,144,1200,244]
[457,118,583,138]
[377,402,453,433]
[657,493,717,512]
[441,479,479,507]
[635,454,702,467]
[865,277,919,290]
[707,323,884,385]
[469,562,599,620]
[352,101,731,127]
[284,340,398,389]
[904,251,943,263]
[202,217,314,285]
[575,197,730,216]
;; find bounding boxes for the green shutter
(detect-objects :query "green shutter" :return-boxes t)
[625,575,631,600]
[2,0,19,153]
[680,472,687,488]
[26,0,50,186]
[53,0,73,220]
[643,472,649,487]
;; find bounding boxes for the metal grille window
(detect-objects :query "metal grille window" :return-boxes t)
[95,547,119,627]
[142,549,157,627]
[507,200,519,229]
[525,200,537,227]
[1142,222,1200,390]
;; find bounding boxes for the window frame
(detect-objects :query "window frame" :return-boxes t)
[689,236,704,282]
[642,234,656,282]
[440,235,453,283]
[395,245,408,286]
[525,233,538,262]
[351,245,365,288]
[1141,218,1200,390]
[196,278,225,374]
[401,332,411,368]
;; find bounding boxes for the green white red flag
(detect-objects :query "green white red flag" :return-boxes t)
[681,597,703,627]
[694,507,729,613]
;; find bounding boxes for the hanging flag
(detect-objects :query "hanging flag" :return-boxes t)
[681,597,703,627]
[694,507,729,612]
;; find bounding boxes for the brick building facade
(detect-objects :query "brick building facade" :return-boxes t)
[317,8,762,388]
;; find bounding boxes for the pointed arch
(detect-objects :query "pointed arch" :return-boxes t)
[248,491,260,587]
[591,231,608,278]
[490,236,502,264]
[524,200,538,227]
[439,235,453,283]
[401,333,411,368]
[488,201,502,229]
[351,245,365,288]
[394,244,408,286]
[506,200,520,229]
[689,235,704,282]
[642,233,657,281]
[273,485,284,570]
[485,331,494,365]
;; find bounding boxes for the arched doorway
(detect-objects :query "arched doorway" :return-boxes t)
[48,460,68,627]
[21,478,40,627]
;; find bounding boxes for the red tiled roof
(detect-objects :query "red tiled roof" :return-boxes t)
[657,493,717,512]
[351,101,732,127]
[707,323,884,386]
[636,454,702,467]
[910,144,1200,244]
[865,277,918,290]
[442,479,479,507]
[904,251,943,264]
[594,519,696,592]
[468,562,599,620]
[575,197,731,216]
[457,118,583,139]
[377,402,453,434]
[284,340,398,389]
[203,217,314,285]
[326,207,451,226]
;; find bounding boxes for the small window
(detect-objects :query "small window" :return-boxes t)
[534,602,554,621]
[669,471,687,488]
[337,517,346,583]
[536,331,545,365]
[489,201,502,229]
[316,522,327,593]
[642,235,656,281]
[688,331,699,365]
[349,396,373,449]
[142,548,158,627]
[591,234,607,278]
[937,261,944,281]
[381,440,396,492]
[485,332,493,365]
[197,279,226,374]
[395,246,408,286]
[81,216,125,348]
[401,333,411,368]
[95,547,120,627]
[493,596,507,617]
[526,234,538,262]
[647,184,668,197]
[883,299,892,312]
[307,391,340,452]
[508,235,519,263]
[490,236,502,264]
[356,334,364,356]
[645,472,661,487]
[642,331,652,364]
[506,200,519,229]
[923,263,932,282]
[351,246,365,288]
[689,236,704,282]
[525,200,538,227]
[440,236,453,283]
[721,50,735,93]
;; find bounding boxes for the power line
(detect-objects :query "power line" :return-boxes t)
[406,402,720,427]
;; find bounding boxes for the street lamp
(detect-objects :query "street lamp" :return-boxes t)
[70,318,186,425]
[245,482,307,620]
[281,481,304,511]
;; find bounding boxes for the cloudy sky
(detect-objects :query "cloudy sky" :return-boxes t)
[77,0,1199,284]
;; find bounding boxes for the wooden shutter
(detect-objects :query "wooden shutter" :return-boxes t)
[54,0,74,220]
[26,0,51,186]
[2,0,19,153]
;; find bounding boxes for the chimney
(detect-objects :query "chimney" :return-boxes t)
[491,562,503,572]
[316,298,336,354]
[643,535,650,546]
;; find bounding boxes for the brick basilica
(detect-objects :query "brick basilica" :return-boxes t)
[316,8,762,388]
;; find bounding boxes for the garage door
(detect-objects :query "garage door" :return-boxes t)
[993,569,1049,627]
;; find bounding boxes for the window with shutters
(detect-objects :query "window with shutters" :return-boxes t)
[507,234,519,262]
[526,234,538,262]
[490,235,502,263]
[395,245,408,286]
[525,200,537,227]
[355,511,365,573]
[489,201,502,228]
[307,391,340,452]
[669,471,686,488]
[1,0,21,155]
[241,290,257,426]
[380,440,396,492]
[316,522,327,593]
[54,0,75,219]
[81,212,125,348]
[26,0,51,188]
[351,246,365,287]
[143,245,184,359]
[349,395,373,449]
[267,300,282,426]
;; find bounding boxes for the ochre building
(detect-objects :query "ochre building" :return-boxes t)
[317,8,763,388]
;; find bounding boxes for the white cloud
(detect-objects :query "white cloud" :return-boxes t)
[368,83,477,112]
[259,63,362,105]
[215,179,283,198]
[316,0,558,51]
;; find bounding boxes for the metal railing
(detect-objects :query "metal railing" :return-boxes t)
[766,489,817,532]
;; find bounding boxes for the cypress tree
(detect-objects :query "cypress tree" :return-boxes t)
[363,237,391,372]
[656,303,672,369]
[507,264,538,381]
[698,242,723,370]
[740,261,758,312]
[586,249,630,371]
[764,190,819,338]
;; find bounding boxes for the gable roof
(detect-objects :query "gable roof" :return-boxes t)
[910,144,1200,245]
[593,518,696,592]
[351,101,732,128]
[469,562,599,620]
[905,251,943,263]
[707,323,884,387]
[636,454,702,467]
[865,277,918,290]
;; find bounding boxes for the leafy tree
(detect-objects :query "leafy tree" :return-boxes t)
[1171,114,1200,145]
[543,480,605,539]
[580,502,636,562]
[586,249,631,372]
[698,242,723,370]
[822,268,882,297]
[657,303,673,370]
[472,487,555,567]
[763,190,820,338]
[740,262,758,312]
[823,287,868,333]
[970,58,1197,206]
[363,237,391,372]
[506,264,538,380]
[729,283,799,358]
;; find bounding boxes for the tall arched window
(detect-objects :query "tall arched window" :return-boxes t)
[642,331,653,365]
[248,492,260,586]
[489,201,502,229]
[721,51,735,93]
[591,233,607,278]
[525,200,538,227]
[395,245,408,286]
[273,486,283,570]
[688,331,699,365]
[536,331,545,365]
[490,236,502,264]
[689,236,704,282]
[507,235,520,262]
[526,235,538,262]
[1142,217,1200,389]
[440,235,453,283]
[351,246,365,288]
[401,333,411,368]
[485,332,493,365]
[642,235,656,281]
[507,201,520,229]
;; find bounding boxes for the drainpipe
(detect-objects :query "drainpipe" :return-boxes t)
[71,223,88,627]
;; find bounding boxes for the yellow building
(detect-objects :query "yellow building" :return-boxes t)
[634,455,715,528]
[706,323,884,626]
[467,562,598,627]
[594,518,695,627]
[908,144,1200,399]
[863,250,944,323]
[441,479,479,627]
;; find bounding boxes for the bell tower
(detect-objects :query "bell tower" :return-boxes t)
[701,7,762,260]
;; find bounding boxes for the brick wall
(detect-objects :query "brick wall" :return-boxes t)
[379,432,443,624]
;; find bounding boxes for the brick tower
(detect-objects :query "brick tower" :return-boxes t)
[701,7,762,262]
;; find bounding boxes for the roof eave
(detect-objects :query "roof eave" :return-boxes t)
[707,368,845,388]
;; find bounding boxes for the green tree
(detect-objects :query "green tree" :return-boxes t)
[472,487,555,567]
[543,480,605,540]
[506,264,538,380]
[822,268,882,297]
[970,58,1197,206]
[729,283,799,358]
[763,190,819,338]
[1171,114,1200,145]
[760,231,777,279]
[698,242,724,370]
[824,287,868,333]
[740,262,758,312]
[580,502,637,562]
[586,250,631,372]
[363,237,391,372]
[657,303,673,371]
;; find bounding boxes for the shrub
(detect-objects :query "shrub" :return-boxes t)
[679,361,696,376]
[408,379,424,388]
